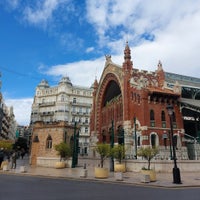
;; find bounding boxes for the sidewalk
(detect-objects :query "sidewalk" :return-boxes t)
[1,156,200,188]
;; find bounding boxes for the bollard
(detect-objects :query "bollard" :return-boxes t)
[115,172,123,181]
[80,163,88,178]
[141,174,150,183]
[19,166,27,173]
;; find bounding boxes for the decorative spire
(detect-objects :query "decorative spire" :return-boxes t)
[157,60,163,71]
[124,41,131,61]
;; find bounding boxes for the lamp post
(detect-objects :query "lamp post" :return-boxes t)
[110,120,114,172]
[71,121,79,168]
[134,116,137,159]
[168,131,173,160]
[166,104,181,184]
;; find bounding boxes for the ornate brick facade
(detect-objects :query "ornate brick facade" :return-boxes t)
[90,43,186,159]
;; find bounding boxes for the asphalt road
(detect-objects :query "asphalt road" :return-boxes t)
[0,174,200,200]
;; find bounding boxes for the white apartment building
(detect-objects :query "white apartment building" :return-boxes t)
[30,76,93,155]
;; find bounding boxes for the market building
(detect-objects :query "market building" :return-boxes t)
[90,43,188,160]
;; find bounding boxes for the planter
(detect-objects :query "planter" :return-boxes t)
[94,167,109,179]
[114,163,126,172]
[1,160,8,170]
[3,165,9,171]
[19,166,27,173]
[55,161,66,169]
[141,169,156,182]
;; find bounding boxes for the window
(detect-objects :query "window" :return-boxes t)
[151,134,156,148]
[85,118,88,123]
[46,135,52,149]
[102,130,106,143]
[72,106,76,113]
[150,109,155,127]
[137,136,140,146]
[64,132,67,143]
[61,95,65,102]
[172,112,177,128]
[73,98,76,103]
[161,111,166,128]
[161,111,165,121]
[173,135,178,149]
[84,147,87,154]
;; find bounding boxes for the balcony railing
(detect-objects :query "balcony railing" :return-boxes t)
[39,102,55,107]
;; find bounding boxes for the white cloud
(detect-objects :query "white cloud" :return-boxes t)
[23,0,69,26]
[3,0,200,125]
[4,0,20,9]
[45,58,105,87]
[5,98,33,126]
[86,47,94,53]
[84,0,200,78]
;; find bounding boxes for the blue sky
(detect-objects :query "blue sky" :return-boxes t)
[1,0,200,125]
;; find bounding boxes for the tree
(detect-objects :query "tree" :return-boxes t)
[111,144,125,164]
[54,142,72,161]
[95,143,111,168]
[0,140,13,151]
[13,137,28,151]
[137,147,158,170]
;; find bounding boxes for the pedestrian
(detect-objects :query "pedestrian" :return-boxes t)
[11,151,17,169]
[21,148,25,159]
[0,148,4,167]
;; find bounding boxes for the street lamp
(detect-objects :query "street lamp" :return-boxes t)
[166,104,181,184]
[168,131,173,160]
[110,120,114,172]
[134,116,137,159]
[71,121,79,168]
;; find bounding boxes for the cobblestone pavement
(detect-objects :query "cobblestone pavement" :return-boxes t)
[1,156,200,188]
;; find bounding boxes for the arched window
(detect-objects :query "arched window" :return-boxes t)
[172,112,176,122]
[117,126,124,145]
[64,132,67,143]
[102,130,106,143]
[137,136,140,146]
[151,134,156,148]
[150,109,155,127]
[161,111,166,128]
[172,112,177,128]
[46,135,52,149]
[161,110,165,121]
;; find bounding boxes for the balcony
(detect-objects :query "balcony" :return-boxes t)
[40,111,54,116]
[39,102,55,107]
